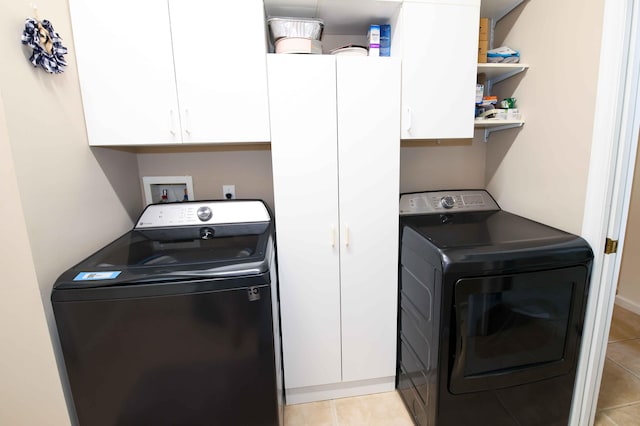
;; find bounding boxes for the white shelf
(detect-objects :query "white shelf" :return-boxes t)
[475,119,524,142]
[474,119,524,128]
[477,63,529,84]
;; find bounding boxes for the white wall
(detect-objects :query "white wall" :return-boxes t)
[485,0,605,235]
[0,1,142,421]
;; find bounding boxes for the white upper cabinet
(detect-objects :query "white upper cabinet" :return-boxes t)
[170,0,271,144]
[393,0,481,139]
[70,0,270,146]
[70,0,180,145]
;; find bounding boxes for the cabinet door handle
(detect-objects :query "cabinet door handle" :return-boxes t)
[184,109,191,135]
[404,106,412,133]
[345,225,350,247]
[169,109,177,136]
[331,226,336,248]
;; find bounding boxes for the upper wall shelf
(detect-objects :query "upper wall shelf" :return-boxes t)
[475,119,525,142]
[477,63,529,84]
[474,119,524,129]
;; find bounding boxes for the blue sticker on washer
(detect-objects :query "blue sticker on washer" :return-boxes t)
[74,271,122,281]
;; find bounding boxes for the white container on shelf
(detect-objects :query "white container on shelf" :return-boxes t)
[267,16,324,44]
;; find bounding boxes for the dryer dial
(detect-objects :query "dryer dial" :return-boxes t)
[441,196,455,209]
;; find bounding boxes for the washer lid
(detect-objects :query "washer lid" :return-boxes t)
[53,228,272,289]
[54,200,274,289]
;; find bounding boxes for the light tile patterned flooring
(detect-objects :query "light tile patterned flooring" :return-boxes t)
[595,305,640,425]
[284,391,413,426]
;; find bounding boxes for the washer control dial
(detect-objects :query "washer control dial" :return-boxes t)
[441,196,455,209]
[197,206,212,221]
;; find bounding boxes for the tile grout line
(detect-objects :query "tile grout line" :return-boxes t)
[606,353,640,383]
[600,400,640,411]
[600,411,619,426]
[609,336,640,344]
[330,399,339,426]
[598,399,640,415]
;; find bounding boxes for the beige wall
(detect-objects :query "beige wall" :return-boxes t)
[485,0,604,235]
[0,2,142,290]
[0,89,70,426]
[136,140,487,210]
[617,139,640,310]
[400,139,487,193]
[136,145,275,210]
[1,1,142,421]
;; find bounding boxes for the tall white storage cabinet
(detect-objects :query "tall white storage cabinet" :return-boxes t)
[393,0,481,139]
[269,55,343,393]
[69,0,270,146]
[268,54,401,404]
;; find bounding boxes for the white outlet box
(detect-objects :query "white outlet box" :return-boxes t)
[223,185,236,200]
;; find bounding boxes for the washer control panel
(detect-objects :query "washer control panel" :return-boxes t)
[399,190,500,215]
[135,200,270,228]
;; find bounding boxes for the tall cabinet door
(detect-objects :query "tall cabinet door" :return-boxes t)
[337,57,401,382]
[399,0,480,139]
[267,55,342,389]
[170,0,270,143]
[69,0,180,146]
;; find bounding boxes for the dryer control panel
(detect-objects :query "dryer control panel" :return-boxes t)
[399,190,500,215]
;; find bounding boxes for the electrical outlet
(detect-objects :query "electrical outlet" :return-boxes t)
[223,185,236,200]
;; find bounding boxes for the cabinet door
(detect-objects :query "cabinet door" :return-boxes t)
[267,55,342,389]
[69,0,181,146]
[336,57,401,382]
[400,0,480,139]
[170,0,270,143]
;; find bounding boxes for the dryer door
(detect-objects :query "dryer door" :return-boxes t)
[449,266,589,394]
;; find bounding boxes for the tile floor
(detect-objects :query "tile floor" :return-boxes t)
[284,391,413,426]
[595,305,640,426]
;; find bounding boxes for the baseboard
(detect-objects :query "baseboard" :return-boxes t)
[615,295,640,315]
[285,376,395,405]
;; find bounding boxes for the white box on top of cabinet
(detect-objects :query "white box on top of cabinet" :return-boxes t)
[69,0,270,146]
[393,0,481,139]
[268,54,401,404]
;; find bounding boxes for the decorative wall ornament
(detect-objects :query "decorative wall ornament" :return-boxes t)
[21,15,68,74]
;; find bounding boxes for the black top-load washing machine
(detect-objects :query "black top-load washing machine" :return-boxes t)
[396,190,593,426]
[52,200,283,426]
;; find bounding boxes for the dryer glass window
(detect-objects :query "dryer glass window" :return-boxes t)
[451,266,588,393]
[461,280,572,376]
